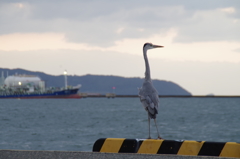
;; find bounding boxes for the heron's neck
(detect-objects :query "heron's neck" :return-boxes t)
[143,48,151,81]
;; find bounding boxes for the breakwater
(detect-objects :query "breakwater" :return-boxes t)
[93,138,240,158]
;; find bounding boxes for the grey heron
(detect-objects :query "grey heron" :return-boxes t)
[138,42,164,139]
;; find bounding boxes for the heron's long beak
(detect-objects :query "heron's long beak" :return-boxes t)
[153,45,164,48]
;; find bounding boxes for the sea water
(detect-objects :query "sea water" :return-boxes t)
[0,97,239,151]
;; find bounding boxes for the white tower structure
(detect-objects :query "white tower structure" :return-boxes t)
[64,70,68,89]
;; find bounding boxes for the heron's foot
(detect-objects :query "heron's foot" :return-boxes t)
[147,136,151,139]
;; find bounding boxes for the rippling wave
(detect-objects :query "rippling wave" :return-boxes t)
[0,97,239,151]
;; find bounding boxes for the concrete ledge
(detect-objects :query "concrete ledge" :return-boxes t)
[0,150,235,159]
[93,138,240,158]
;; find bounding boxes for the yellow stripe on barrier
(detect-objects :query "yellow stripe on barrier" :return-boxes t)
[138,139,163,154]
[100,138,125,153]
[220,142,240,158]
[177,140,205,156]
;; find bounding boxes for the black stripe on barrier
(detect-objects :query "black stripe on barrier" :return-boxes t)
[157,140,183,154]
[119,139,139,153]
[198,141,226,156]
[92,138,106,152]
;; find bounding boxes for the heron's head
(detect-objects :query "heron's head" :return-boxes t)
[143,43,164,50]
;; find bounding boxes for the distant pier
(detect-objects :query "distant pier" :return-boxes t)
[81,94,240,98]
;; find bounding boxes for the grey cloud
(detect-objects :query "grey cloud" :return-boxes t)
[174,9,240,43]
[0,0,240,46]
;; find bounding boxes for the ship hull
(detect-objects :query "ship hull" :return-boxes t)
[0,88,81,99]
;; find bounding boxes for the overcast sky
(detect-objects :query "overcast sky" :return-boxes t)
[0,0,240,95]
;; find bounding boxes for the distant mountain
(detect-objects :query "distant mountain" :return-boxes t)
[0,68,191,95]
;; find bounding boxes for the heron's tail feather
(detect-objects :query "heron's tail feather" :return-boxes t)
[148,111,157,119]
[147,107,158,119]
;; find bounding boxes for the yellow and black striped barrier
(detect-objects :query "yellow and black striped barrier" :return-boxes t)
[92,138,240,158]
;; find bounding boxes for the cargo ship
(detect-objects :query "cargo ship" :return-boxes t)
[0,73,81,99]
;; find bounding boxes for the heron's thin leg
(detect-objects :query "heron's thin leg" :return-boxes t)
[154,119,162,139]
[148,117,151,139]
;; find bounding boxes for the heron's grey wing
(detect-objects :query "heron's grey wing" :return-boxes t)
[139,86,159,119]
[139,94,155,114]
[145,95,156,115]
[141,81,159,107]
